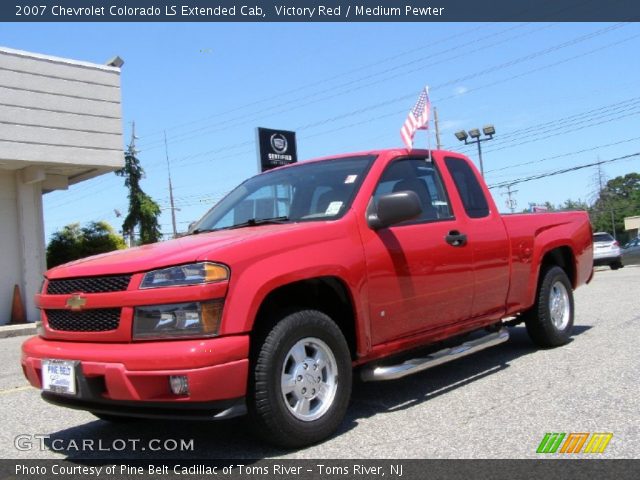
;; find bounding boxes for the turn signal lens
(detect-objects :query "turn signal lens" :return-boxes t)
[200,301,223,334]
[204,263,230,283]
[141,262,230,289]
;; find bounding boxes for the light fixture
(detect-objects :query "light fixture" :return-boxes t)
[453,124,496,179]
[105,56,124,68]
[454,130,468,141]
[468,129,481,139]
[483,125,496,136]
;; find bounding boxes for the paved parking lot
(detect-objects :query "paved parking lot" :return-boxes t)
[1,266,638,459]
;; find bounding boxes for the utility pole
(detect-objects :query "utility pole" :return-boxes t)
[502,184,518,213]
[594,160,616,239]
[129,121,138,153]
[433,106,442,150]
[126,122,138,247]
[164,131,178,238]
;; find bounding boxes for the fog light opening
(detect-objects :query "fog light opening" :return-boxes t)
[169,375,189,396]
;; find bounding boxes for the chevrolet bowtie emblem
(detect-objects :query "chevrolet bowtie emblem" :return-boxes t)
[66,294,87,311]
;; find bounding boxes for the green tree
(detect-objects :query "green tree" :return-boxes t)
[116,139,162,245]
[46,223,83,268]
[591,173,640,241]
[559,199,589,211]
[46,221,125,268]
[81,221,126,257]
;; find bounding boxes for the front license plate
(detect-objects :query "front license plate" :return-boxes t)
[41,359,77,395]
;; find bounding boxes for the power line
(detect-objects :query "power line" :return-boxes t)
[136,22,527,144]
[135,0,609,144]
[488,152,640,189]
[44,26,640,213]
[143,25,639,173]
[485,135,640,175]
[138,23,626,153]
[457,96,640,154]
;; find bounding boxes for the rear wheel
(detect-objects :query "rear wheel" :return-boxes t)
[524,266,574,348]
[610,260,623,270]
[248,309,352,448]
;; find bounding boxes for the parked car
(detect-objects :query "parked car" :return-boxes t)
[592,232,623,269]
[21,149,594,448]
[622,237,640,265]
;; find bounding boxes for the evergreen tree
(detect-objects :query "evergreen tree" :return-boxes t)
[116,125,162,245]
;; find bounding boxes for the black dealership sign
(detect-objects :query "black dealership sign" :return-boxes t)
[256,127,298,172]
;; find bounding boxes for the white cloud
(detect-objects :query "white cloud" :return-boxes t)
[454,86,468,96]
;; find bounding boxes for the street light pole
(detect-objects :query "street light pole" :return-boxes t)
[475,139,484,178]
[454,125,495,178]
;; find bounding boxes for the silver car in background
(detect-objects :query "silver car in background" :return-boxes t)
[593,232,623,270]
[622,237,640,266]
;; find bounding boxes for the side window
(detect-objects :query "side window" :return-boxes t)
[444,157,490,219]
[373,158,453,223]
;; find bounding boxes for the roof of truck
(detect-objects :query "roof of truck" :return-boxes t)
[261,148,465,175]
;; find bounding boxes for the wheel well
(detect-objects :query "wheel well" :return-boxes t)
[252,277,358,359]
[541,246,576,287]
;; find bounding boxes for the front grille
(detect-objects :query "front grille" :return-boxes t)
[47,275,131,295]
[46,309,121,332]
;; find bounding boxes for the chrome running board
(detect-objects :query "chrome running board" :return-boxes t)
[360,328,509,382]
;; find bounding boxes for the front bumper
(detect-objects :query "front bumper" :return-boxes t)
[22,335,249,419]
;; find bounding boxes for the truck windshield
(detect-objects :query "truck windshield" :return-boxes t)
[192,155,375,233]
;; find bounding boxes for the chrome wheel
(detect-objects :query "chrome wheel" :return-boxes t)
[280,337,338,422]
[549,280,570,330]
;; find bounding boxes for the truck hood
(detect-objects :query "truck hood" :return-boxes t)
[47,223,319,279]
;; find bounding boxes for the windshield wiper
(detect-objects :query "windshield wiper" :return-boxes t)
[227,216,290,230]
[191,216,290,234]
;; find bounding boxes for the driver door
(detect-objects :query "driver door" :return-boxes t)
[361,157,475,345]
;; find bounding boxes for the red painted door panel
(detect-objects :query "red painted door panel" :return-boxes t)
[362,221,474,344]
[441,156,510,320]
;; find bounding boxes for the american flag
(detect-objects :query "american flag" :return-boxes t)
[400,87,430,150]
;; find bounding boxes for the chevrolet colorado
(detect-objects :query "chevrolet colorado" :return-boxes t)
[22,149,593,447]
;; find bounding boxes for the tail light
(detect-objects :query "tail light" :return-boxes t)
[613,241,619,247]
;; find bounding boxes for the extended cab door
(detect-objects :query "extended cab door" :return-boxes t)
[361,156,475,345]
[442,156,510,320]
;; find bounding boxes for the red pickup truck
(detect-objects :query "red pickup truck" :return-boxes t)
[22,149,593,447]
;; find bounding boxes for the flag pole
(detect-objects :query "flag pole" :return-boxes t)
[426,86,432,163]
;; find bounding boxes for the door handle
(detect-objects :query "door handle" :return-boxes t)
[445,230,467,247]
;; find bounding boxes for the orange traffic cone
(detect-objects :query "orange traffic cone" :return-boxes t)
[10,284,26,324]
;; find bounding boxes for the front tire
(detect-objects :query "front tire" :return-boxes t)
[248,310,352,448]
[524,266,574,348]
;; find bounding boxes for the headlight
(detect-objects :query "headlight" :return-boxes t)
[133,301,223,340]
[140,262,229,289]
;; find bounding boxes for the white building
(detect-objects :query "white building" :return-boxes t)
[0,47,124,324]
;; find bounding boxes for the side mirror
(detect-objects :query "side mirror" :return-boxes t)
[368,191,422,230]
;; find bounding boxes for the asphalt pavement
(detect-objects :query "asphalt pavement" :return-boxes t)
[1,266,638,459]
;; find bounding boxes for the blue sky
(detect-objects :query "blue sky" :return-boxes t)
[2,22,639,240]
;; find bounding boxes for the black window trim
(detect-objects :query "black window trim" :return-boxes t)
[443,155,491,220]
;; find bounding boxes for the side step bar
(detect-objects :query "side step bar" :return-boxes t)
[360,328,509,382]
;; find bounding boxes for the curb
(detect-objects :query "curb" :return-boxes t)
[0,323,36,339]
